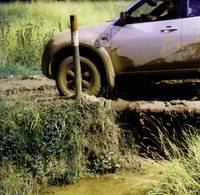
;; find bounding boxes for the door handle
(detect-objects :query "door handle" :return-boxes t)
[160,27,179,33]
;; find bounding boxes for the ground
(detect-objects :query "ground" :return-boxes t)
[0,76,199,195]
[1,75,200,115]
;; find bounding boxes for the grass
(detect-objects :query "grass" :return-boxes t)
[0,1,131,77]
[0,162,39,195]
[118,111,200,195]
[147,135,200,195]
[0,96,200,194]
[0,97,139,194]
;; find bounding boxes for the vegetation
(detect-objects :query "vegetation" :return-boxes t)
[119,112,200,194]
[0,1,130,77]
[147,135,200,195]
[0,98,139,194]
[0,97,199,194]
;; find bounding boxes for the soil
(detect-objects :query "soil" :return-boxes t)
[0,75,57,99]
[1,75,200,115]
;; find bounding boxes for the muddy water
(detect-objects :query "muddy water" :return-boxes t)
[42,174,147,195]
[41,162,164,195]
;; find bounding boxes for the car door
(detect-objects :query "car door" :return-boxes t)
[181,0,200,68]
[110,0,182,73]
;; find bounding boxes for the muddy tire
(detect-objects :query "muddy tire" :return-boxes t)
[56,56,101,96]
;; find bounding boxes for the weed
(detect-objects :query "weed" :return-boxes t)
[0,97,134,193]
[0,97,199,194]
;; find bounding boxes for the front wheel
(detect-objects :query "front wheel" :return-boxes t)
[56,56,101,96]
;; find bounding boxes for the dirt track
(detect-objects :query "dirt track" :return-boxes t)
[0,75,57,99]
[0,75,200,114]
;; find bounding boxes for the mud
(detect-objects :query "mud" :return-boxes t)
[1,75,200,156]
[0,75,200,108]
[0,75,57,99]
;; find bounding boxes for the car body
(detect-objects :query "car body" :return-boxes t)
[41,0,200,97]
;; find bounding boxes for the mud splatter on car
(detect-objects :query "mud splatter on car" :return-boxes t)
[41,0,200,97]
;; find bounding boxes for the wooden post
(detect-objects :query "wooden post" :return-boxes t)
[70,15,82,98]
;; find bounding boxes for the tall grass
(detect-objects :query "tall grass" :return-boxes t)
[0,97,139,194]
[0,162,39,195]
[119,111,200,194]
[147,135,200,195]
[0,1,131,77]
[142,114,200,194]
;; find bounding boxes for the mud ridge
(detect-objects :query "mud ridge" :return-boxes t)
[1,76,200,115]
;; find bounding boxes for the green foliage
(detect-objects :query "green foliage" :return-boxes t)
[1,97,200,194]
[0,98,124,193]
[147,135,200,195]
[89,152,120,174]
[47,166,77,185]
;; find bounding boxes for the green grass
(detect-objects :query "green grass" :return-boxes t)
[147,135,200,195]
[0,97,200,194]
[0,97,138,194]
[0,1,131,77]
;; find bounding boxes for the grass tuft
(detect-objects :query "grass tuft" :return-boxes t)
[147,134,200,195]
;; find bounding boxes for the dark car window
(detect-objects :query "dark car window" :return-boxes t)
[130,1,163,18]
[127,0,180,23]
[188,0,200,17]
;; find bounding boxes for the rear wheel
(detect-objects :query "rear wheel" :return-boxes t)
[56,56,101,96]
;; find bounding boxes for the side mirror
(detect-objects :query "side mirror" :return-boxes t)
[120,12,126,24]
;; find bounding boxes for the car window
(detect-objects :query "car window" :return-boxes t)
[130,1,163,18]
[188,0,200,17]
[127,0,180,23]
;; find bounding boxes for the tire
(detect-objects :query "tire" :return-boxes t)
[56,56,101,96]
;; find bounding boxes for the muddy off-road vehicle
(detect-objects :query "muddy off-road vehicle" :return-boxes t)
[41,0,200,97]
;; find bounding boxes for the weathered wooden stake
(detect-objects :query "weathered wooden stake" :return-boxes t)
[70,15,82,98]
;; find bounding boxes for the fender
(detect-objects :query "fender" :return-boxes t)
[90,45,115,89]
[43,41,115,89]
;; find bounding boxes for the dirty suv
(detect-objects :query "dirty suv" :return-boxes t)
[41,0,200,97]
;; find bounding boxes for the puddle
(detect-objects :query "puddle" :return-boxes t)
[41,161,164,195]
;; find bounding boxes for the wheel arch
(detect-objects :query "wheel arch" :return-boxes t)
[51,44,115,89]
